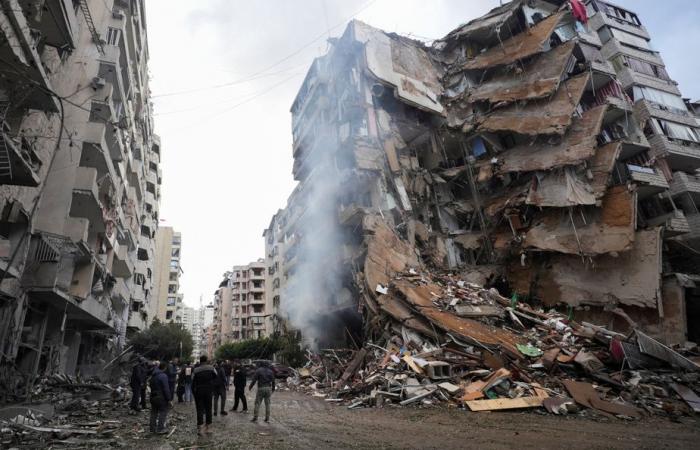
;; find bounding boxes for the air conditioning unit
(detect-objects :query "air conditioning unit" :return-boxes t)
[92,77,106,90]
[112,11,125,20]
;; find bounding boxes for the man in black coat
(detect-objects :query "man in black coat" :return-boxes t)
[229,363,248,412]
[192,355,218,435]
[149,361,172,434]
[213,361,228,416]
[129,357,147,411]
[166,357,179,400]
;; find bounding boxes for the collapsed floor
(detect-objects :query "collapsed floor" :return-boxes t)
[286,216,700,418]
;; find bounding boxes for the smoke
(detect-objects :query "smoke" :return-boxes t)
[279,38,368,349]
[280,159,348,350]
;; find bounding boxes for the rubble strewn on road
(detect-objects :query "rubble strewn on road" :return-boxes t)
[289,266,700,419]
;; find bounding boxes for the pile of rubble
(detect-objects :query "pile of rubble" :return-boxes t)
[0,374,128,447]
[290,268,700,419]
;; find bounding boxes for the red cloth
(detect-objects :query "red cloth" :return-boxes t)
[570,0,588,24]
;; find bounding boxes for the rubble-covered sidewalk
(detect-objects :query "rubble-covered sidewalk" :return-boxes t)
[2,383,699,450]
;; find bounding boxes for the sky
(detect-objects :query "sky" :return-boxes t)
[144,0,699,309]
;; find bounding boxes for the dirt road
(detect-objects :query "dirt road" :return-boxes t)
[119,387,700,450]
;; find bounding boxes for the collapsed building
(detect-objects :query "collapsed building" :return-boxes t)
[0,0,162,387]
[271,0,700,349]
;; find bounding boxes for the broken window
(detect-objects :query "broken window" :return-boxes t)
[168,284,177,294]
[166,311,173,320]
[633,86,687,113]
[653,119,700,143]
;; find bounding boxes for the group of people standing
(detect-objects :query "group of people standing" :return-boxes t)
[130,355,276,435]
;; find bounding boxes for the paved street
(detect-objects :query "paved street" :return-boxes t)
[123,388,700,450]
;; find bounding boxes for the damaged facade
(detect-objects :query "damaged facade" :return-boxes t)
[0,0,162,385]
[272,0,700,349]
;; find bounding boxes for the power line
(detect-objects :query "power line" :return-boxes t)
[166,72,304,135]
[151,0,378,99]
[153,64,308,99]
[154,72,304,116]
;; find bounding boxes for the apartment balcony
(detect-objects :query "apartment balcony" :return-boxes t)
[669,172,700,202]
[81,122,120,188]
[132,285,146,303]
[589,11,650,40]
[627,164,669,199]
[19,0,78,50]
[633,100,698,128]
[615,66,680,96]
[137,234,154,260]
[127,310,147,331]
[0,0,59,111]
[21,233,75,298]
[70,167,105,233]
[677,213,700,245]
[0,130,41,186]
[600,39,664,67]
[110,277,130,308]
[112,242,134,278]
[646,210,690,237]
[648,134,700,172]
[145,190,156,210]
[98,46,127,105]
[64,217,89,244]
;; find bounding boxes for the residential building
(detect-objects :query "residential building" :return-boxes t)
[212,259,269,348]
[192,302,214,360]
[181,305,196,334]
[0,0,161,380]
[151,227,183,323]
[271,0,699,349]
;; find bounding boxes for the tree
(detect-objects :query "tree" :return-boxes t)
[214,333,305,367]
[215,337,280,361]
[129,319,194,361]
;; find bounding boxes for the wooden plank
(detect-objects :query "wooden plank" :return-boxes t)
[465,396,544,411]
[402,354,424,375]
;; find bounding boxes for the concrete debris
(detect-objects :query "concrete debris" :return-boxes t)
[285,267,700,419]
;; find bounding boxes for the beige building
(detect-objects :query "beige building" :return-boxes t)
[151,227,183,323]
[212,259,270,348]
[0,0,161,379]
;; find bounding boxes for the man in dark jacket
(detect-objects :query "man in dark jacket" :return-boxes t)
[149,361,172,434]
[129,357,147,411]
[222,360,233,389]
[213,361,228,416]
[192,355,218,435]
[229,363,248,412]
[166,358,179,400]
[249,360,275,422]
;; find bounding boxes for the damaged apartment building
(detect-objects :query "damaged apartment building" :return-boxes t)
[0,0,162,385]
[272,0,700,349]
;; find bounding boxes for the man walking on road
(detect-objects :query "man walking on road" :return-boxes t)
[230,363,248,412]
[249,360,275,422]
[213,361,228,416]
[149,361,172,434]
[192,355,217,435]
